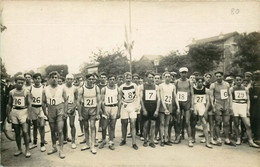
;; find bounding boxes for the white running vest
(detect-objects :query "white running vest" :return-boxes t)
[161,83,174,104]
[64,85,76,104]
[104,86,118,105]
[45,85,64,105]
[83,85,97,107]
[31,85,43,105]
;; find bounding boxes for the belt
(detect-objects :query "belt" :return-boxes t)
[13,107,27,110]
[233,101,247,104]
[32,104,42,108]
[105,104,118,107]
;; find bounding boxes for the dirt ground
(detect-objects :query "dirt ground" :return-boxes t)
[1,116,260,167]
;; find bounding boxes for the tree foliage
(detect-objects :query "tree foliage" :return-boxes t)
[132,59,154,77]
[45,65,68,77]
[188,43,223,74]
[88,48,130,75]
[1,58,9,79]
[232,32,260,72]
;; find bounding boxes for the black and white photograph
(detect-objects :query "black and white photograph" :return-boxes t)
[1,0,260,166]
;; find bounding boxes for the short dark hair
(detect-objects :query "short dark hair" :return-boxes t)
[154,73,161,78]
[124,72,132,78]
[108,74,116,79]
[145,71,155,77]
[117,75,124,79]
[133,74,140,79]
[15,75,25,82]
[214,71,224,76]
[85,74,95,79]
[100,72,107,77]
[235,74,243,79]
[163,72,171,76]
[33,73,42,79]
[24,73,32,78]
[195,76,204,82]
[48,71,60,79]
[204,73,212,78]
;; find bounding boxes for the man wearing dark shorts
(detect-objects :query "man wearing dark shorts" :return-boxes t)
[140,71,160,148]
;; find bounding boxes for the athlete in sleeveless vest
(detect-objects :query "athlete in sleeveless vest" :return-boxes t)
[191,76,212,148]
[43,71,68,159]
[78,74,101,154]
[97,72,107,141]
[24,73,33,144]
[140,71,161,148]
[159,72,180,146]
[231,75,259,148]
[7,75,31,158]
[210,71,235,146]
[63,74,78,149]
[99,74,120,150]
[175,67,194,147]
[29,73,46,152]
[119,72,139,150]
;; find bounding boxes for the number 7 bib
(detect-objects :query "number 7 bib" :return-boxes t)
[145,90,156,101]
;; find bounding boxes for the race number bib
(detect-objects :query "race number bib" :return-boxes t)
[177,92,187,102]
[145,90,156,101]
[220,89,228,100]
[234,90,247,100]
[13,96,25,107]
[123,90,135,101]
[84,97,97,107]
[32,96,42,105]
[194,95,206,104]
[105,95,117,105]
[164,95,172,104]
[49,98,57,105]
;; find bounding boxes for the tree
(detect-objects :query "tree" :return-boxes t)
[158,51,191,73]
[1,58,9,79]
[132,59,154,77]
[232,32,260,72]
[188,43,223,74]
[45,65,68,77]
[87,48,130,75]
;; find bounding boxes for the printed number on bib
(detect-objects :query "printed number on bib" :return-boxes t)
[84,97,97,107]
[220,89,228,99]
[234,91,247,100]
[145,90,156,101]
[124,90,135,101]
[164,95,172,104]
[194,95,206,104]
[13,97,25,107]
[32,97,41,104]
[49,98,56,105]
[177,92,187,102]
[106,96,117,105]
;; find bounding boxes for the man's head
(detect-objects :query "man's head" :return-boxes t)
[100,72,107,84]
[204,73,212,83]
[24,73,32,84]
[132,74,140,84]
[15,75,25,90]
[163,72,171,83]
[33,73,42,86]
[189,75,196,83]
[214,71,224,83]
[145,71,155,84]
[193,71,200,77]
[107,74,116,86]
[195,76,204,88]
[117,75,124,86]
[85,74,95,86]
[170,72,177,82]
[235,75,243,86]
[154,73,161,85]
[179,67,188,79]
[225,76,233,86]
[42,78,48,86]
[66,74,74,86]
[245,72,253,82]
[124,72,132,83]
[48,71,60,86]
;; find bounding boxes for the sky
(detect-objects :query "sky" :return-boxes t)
[1,0,259,75]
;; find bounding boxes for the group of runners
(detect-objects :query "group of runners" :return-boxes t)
[5,67,260,159]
